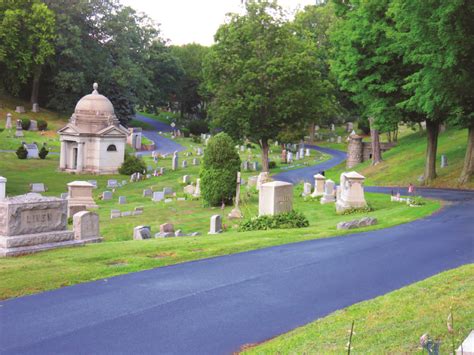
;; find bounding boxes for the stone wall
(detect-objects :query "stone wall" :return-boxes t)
[347,135,396,168]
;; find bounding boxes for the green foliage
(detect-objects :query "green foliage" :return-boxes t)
[16,145,28,159]
[200,133,241,206]
[118,153,146,176]
[38,146,49,160]
[187,120,209,135]
[357,117,370,135]
[20,118,31,131]
[37,119,47,131]
[338,206,373,216]
[408,196,425,206]
[239,210,309,232]
[268,161,277,169]
[191,136,202,144]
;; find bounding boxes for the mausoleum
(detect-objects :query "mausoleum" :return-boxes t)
[58,83,128,174]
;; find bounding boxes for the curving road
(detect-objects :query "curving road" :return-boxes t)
[1,146,473,355]
[134,113,186,156]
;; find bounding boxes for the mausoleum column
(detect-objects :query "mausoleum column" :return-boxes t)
[60,141,67,169]
[0,176,6,200]
[77,142,85,172]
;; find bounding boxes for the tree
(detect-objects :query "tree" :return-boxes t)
[330,0,409,166]
[0,1,55,102]
[200,133,241,206]
[390,0,474,183]
[205,0,323,172]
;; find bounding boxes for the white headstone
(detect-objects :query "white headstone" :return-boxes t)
[15,106,25,113]
[258,181,293,216]
[0,176,6,200]
[302,182,312,197]
[5,113,12,129]
[208,215,222,234]
[30,183,46,193]
[305,148,310,157]
[73,211,101,242]
[335,171,367,212]
[193,158,199,166]
[143,189,153,197]
[133,225,151,240]
[182,175,190,184]
[193,178,201,197]
[441,154,448,168]
[29,120,38,131]
[287,152,293,163]
[182,160,187,168]
[320,179,336,204]
[172,151,179,170]
[311,174,325,197]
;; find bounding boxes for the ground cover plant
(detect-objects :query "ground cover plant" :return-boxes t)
[243,264,473,354]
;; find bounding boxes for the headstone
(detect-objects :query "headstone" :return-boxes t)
[287,152,293,163]
[331,123,335,131]
[15,120,24,137]
[160,223,174,234]
[152,191,164,202]
[299,148,304,158]
[197,147,203,156]
[32,103,39,113]
[67,181,98,218]
[311,174,326,197]
[118,196,126,204]
[346,122,354,132]
[15,106,25,113]
[30,183,46,193]
[5,113,12,130]
[182,160,187,168]
[337,136,342,144]
[164,198,173,203]
[184,185,195,195]
[208,215,222,234]
[441,154,448,168]
[182,175,190,184]
[456,330,474,355]
[143,189,153,197]
[295,151,300,160]
[163,187,173,195]
[24,143,39,159]
[102,191,113,200]
[259,181,293,216]
[172,151,179,170]
[133,206,144,215]
[251,161,258,171]
[242,161,250,171]
[121,211,132,217]
[335,171,367,213]
[337,217,377,230]
[107,180,118,189]
[256,172,271,190]
[305,148,310,157]
[320,179,336,204]
[240,145,245,152]
[193,178,201,197]
[247,176,258,188]
[29,120,38,131]
[302,182,312,197]
[0,176,6,200]
[133,226,151,240]
[281,149,287,163]
[192,158,199,166]
[160,167,165,175]
[87,180,98,189]
[110,209,121,219]
[73,211,102,242]
[0,193,83,257]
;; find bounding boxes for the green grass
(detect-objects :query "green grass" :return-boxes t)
[127,119,155,131]
[243,264,473,354]
[325,127,473,190]
[138,111,178,124]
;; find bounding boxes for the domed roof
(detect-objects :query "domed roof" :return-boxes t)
[74,83,114,114]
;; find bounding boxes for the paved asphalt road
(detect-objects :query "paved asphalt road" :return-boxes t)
[1,147,473,355]
[134,114,186,156]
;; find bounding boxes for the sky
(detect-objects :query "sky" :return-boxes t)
[120,0,317,46]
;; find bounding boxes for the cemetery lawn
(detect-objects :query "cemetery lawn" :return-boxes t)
[242,264,473,354]
[325,128,474,190]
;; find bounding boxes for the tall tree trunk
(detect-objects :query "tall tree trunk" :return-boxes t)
[309,122,315,143]
[424,120,440,182]
[460,125,474,184]
[261,138,270,172]
[418,122,423,132]
[386,131,392,143]
[369,117,382,165]
[393,129,398,142]
[30,65,42,104]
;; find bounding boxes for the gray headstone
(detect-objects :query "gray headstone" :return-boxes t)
[152,191,164,202]
[133,226,151,240]
[208,215,222,234]
[182,160,187,168]
[163,187,173,195]
[441,154,448,168]
[107,180,118,188]
[29,120,38,131]
[24,143,39,159]
[110,209,121,219]
[143,189,153,197]
[102,191,113,200]
[30,183,46,193]
[118,196,126,204]
[193,158,199,166]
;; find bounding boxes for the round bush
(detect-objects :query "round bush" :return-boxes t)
[21,118,31,130]
[16,145,28,159]
[118,153,146,175]
[200,132,241,206]
[37,120,48,131]
[39,146,49,159]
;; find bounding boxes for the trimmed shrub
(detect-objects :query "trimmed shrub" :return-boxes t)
[39,146,49,159]
[200,132,241,206]
[16,145,28,159]
[37,120,48,131]
[239,210,309,231]
[268,161,277,169]
[118,153,146,175]
[21,118,31,130]
[188,120,209,135]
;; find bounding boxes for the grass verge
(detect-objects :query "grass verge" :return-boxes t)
[243,264,473,354]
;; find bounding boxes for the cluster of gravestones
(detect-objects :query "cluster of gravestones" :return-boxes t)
[133,215,222,240]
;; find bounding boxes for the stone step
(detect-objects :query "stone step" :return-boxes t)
[0,239,85,257]
[0,230,75,248]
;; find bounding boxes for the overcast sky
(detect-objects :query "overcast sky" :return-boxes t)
[120,0,317,46]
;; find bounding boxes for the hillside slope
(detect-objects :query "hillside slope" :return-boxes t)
[326,128,473,190]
